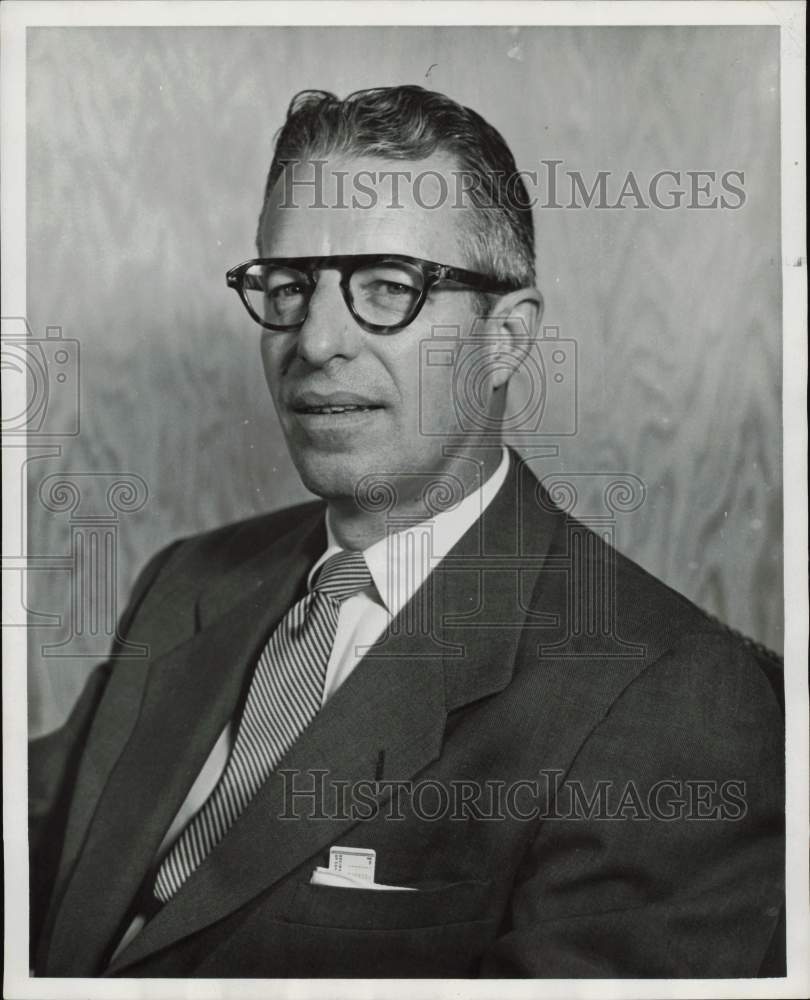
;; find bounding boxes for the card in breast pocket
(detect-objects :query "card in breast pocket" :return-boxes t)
[309,846,417,891]
[329,845,376,883]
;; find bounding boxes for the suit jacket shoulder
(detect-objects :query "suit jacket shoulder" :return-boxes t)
[523,482,783,719]
[152,498,326,584]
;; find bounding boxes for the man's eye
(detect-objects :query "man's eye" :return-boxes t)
[268,282,307,299]
[371,280,415,296]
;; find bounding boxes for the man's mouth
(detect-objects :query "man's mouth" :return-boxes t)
[294,404,382,415]
[289,391,384,416]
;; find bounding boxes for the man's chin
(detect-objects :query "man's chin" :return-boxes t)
[291,451,378,504]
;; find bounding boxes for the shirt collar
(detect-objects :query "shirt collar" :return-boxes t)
[307,446,510,617]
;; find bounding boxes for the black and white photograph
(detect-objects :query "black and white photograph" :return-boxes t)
[2,1,807,997]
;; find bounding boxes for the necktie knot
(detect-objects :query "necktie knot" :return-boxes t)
[311,549,372,604]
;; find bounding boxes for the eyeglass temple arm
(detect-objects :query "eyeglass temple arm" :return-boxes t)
[238,272,263,292]
[437,265,516,293]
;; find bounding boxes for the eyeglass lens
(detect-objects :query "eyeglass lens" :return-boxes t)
[242,260,426,329]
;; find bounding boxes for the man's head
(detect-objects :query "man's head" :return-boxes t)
[245,86,542,509]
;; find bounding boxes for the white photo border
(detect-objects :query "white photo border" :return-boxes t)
[2,3,806,999]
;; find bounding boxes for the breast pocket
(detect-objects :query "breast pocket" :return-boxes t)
[286,877,493,931]
[280,878,497,977]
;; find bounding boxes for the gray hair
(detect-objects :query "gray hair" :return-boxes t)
[257,85,536,295]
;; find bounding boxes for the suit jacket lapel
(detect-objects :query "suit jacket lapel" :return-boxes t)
[44,507,326,975]
[106,616,450,972]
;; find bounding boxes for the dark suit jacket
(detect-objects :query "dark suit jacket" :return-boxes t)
[29,452,785,978]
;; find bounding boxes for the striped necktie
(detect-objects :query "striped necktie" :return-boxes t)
[153,549,372,904]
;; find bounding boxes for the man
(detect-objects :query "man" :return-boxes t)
[29,86,784,978]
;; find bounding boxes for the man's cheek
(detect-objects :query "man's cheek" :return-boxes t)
[412,360,458,437]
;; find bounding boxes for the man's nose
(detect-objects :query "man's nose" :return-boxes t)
[295,272,361,367]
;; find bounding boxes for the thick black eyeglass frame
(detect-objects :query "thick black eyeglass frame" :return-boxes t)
[225,253,521,334]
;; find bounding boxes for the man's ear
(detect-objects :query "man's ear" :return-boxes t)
[487,288,544,391]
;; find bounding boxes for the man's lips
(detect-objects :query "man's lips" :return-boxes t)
[289,391,384,415]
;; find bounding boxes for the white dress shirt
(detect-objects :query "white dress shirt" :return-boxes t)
[314,445,510,704]
[111,447,509,960]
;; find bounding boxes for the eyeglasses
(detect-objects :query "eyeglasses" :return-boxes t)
[225,254,519,334]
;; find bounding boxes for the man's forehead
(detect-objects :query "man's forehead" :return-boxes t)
[259,152,474,261]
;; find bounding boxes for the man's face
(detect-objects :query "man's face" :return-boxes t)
[257,153,501,504]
